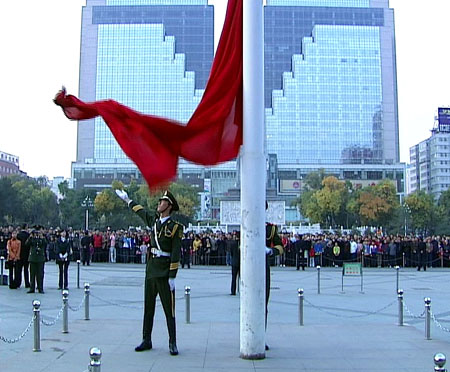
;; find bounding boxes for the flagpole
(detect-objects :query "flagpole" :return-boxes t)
[240,0,266,360]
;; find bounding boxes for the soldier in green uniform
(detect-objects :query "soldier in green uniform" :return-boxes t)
[116,189,182,356]
[265,201,283,350]
[26,227,47,294]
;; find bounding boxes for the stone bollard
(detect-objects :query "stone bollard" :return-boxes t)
[62,289,69,333]
[88,347,102,372]
[33,300,41,352]
[317,266,321,294]
[298,288,304,326]
[185,286,191,324]
[84,283,90,321]
[425,297,432,340]
[397,289,404,326]
[77,260,81,289]
[434,353,447,372]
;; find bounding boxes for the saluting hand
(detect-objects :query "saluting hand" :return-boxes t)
[115,189,131,204]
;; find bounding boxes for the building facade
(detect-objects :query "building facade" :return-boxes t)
[73,0,405,222]
[0,151,22,178]
[409,108,450,200]
[73,0,214,189]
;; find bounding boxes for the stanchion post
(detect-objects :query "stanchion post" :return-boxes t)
[402,252,405,267]
[62,289,69,333]
[425,297,432,340]
[33,300,41,352]
[0,256,4,285]
[395,266,400,294]
[298,288,304,326]
[434,353,447,372]
[77,260,81,289]
[398,289,404,326]
[441,251,444,268]
[360,267,364,294]
[89,347,102,372]
[185,286,191,324]
[317,266,321,294]
[84,283,90,321]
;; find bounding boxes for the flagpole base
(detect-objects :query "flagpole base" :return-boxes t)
[240,352,265,360]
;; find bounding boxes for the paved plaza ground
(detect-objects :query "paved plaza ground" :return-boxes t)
[1,263,450,371]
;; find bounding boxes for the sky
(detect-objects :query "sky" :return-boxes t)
[0,0,449,180]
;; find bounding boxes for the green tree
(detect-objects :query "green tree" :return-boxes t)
[303,169,327,191]
[0,177,19,224]
[59,188,97,229]
[437,188,450,234]
[404,191,436,235]
[315,176,348,228]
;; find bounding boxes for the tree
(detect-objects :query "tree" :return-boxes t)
[352,181,399,228]
[404,191,436,235]
[298,176,349,227]
[0,177,19,224]
[315,176,348,228]
[437,188,450,235]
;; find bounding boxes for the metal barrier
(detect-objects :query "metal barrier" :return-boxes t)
[62,290,69,334]
[88,347,102,372]
[398,289,404,326]
[298,288,304,326]
[434,353,447,372]
[77,260,81,289]
[85,283,90,321]
[425,297,432,340]
[395,266,400,293]
[317,266,321,294]
[185,286,191,324]
[0,256,4,285]
[33,300,41,352]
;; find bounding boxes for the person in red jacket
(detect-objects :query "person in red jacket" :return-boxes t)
[92,230,103,263]
[7,231,21,289]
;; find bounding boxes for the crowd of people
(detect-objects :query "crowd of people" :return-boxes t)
[2,225,450,292]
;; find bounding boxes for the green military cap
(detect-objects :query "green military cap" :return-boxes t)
[159,190,179,212]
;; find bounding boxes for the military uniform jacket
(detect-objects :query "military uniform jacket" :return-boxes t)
[129,200,182,279]
[266,223,283,256]
[27,237,47,263]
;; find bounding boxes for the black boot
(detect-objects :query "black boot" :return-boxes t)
[169,341,178,355]
[135,339,152,352]
[265,344,270,351]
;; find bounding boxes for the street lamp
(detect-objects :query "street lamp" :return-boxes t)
[81,196,94,231]
[403,204,411,236]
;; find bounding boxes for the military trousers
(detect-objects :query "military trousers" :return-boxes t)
[143,276,176,343]
[29,262,45,292]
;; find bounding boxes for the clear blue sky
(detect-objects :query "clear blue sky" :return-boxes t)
[0,0,448,179]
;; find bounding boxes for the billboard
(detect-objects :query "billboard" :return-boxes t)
[220,201,285,225]
[438,107,450,132]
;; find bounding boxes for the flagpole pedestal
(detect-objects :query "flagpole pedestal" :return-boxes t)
[240,0,266,360]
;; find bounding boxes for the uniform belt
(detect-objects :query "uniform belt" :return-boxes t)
[150,248,170,257]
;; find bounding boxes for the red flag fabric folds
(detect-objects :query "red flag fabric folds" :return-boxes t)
[54,0,242,189]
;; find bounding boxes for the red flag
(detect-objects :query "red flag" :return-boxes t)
[54,0,242,189]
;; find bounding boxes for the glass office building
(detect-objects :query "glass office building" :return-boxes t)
[265,0,399,166]
[73,0,213,188]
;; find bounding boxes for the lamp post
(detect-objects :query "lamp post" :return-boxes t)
[81,196,94,231]
[403,204,411,236]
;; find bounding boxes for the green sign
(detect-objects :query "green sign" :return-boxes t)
[343,263,362,276]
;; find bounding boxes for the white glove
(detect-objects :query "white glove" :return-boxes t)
[265,247,273,256]
[168,278,175,291]
[115,189,131,204]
